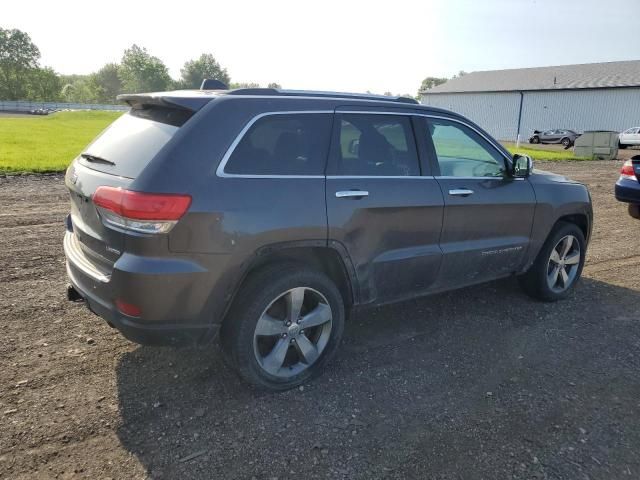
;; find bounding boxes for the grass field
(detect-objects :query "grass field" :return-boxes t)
[502,142,590,161]
[0,111,122,173]
[0,111,589,173]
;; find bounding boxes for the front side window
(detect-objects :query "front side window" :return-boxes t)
[334,114,420,176]
[224,113,332,175]
[427,118,506,178]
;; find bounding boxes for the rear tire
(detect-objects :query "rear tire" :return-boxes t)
[519,222,586,302]
[220,263,345,391]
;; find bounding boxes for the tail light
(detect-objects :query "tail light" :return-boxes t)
[115,299,142,317]
[620,160,636,179]
[93,186,191,234]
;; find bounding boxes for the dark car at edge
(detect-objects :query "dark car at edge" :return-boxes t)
[615,156,640,219]
[64,87,593,390]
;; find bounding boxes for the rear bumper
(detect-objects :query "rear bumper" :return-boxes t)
[615,177,640,204]
[64,230,219,347]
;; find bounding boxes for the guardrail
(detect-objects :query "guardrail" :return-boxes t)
[0,100,129,112]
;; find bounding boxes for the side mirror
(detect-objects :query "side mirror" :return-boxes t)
[512,154,533,178]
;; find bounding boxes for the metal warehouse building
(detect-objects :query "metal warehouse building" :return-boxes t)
[420,60,640,142]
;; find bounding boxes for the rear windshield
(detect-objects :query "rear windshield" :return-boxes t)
[79,108,186,178]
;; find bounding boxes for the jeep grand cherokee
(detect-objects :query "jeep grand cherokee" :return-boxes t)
[64,88,592,390]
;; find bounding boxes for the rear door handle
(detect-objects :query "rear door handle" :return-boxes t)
[336,190,369,199]
[448,188,474,197]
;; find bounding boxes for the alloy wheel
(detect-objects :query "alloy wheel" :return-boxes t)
[546,234,581,293]
[253,287,332,378]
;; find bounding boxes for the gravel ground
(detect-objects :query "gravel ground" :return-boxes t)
[1,160,639,480]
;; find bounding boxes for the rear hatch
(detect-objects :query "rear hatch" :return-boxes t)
[65,103,197,273]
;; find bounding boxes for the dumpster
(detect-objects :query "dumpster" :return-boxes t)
[574,131,619,160]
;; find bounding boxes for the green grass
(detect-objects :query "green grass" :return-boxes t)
[0,111,122,173]
[501,142,591,161]
[0,111,591,174]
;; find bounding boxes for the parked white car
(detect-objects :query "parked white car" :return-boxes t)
[619,127,640,149]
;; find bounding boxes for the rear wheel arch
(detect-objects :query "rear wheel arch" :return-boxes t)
[220,262,346,390]
[227,243,358,319]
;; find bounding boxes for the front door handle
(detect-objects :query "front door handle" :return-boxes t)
[336,190,369,199]
[448,188,474,197]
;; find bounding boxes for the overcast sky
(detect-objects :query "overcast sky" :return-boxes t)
[4,0,639,95]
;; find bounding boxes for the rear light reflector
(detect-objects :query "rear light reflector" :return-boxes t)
[620,160,635,179]
[115,299,142,317]
[93,186,191,234]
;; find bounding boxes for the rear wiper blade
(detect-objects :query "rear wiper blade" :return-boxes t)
[81,153,115,166]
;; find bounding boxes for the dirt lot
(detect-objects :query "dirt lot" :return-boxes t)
[1,161,639,480]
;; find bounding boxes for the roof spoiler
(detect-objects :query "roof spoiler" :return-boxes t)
[116,93,215,112]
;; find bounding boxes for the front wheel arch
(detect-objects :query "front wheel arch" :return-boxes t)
[519,221,586,301]
[555,213,590,243]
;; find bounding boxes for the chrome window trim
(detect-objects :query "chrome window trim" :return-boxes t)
[337,110,512,165]
[216,110,333,178]
[436,175,506,180]
[435,176,525,181]
[327,175,435,180]
[216,109,514,179]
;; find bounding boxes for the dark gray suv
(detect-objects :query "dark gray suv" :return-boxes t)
[64,88,592,390]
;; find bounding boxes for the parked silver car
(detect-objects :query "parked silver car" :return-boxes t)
[529,129,581,148]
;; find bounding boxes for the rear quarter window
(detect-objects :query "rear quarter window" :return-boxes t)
[223,113,333,176]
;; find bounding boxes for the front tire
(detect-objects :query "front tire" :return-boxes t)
[619,141,627,149]
[221,264,345,391]
[561,137,572,148]
[519,222,586,302]
[531,136,540,144]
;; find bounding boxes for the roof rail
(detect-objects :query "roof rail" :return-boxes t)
[227,88,419,104]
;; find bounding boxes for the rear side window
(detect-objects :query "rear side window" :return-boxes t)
[224,114,333,176]
[334,114,420,176]
[80,109,182,179]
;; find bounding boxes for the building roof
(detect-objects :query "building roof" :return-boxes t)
[422,60,640,94]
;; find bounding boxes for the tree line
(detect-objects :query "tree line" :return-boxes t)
[1,27,462,104]
[0,27,280,104]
